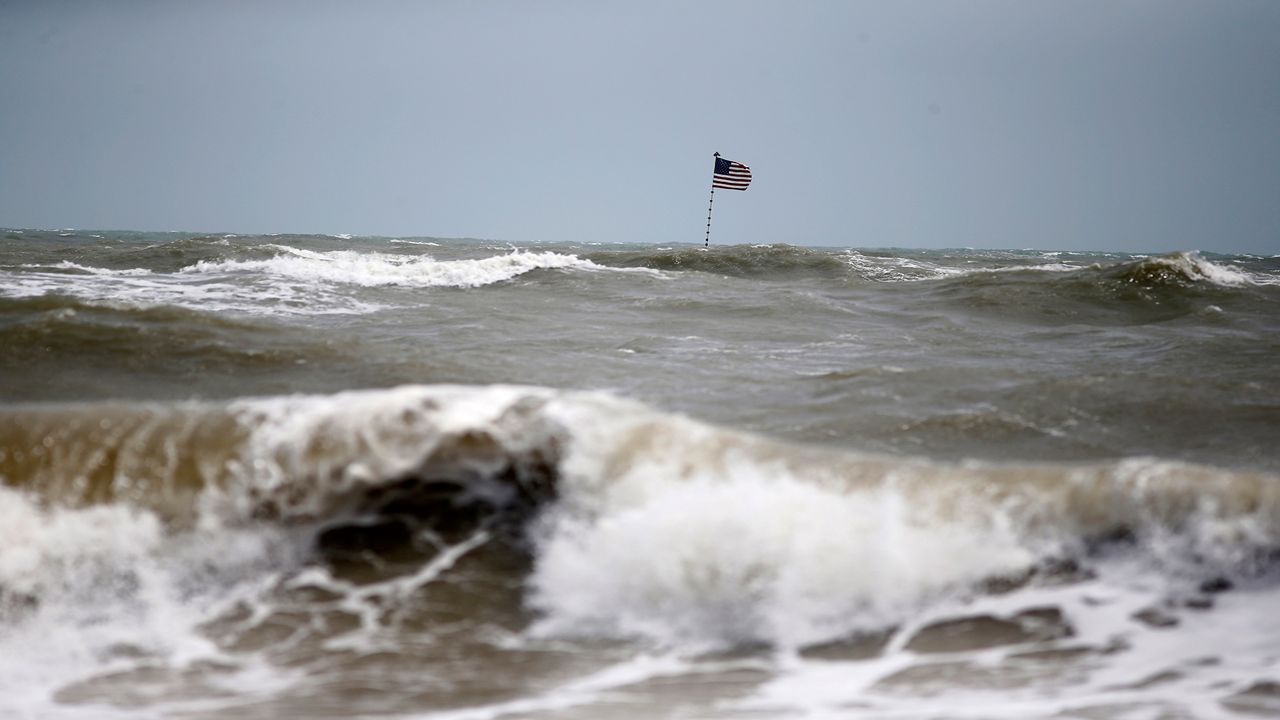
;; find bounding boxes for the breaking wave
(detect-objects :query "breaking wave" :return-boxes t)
[587,245,1279,290]
[875,250,1274,288]
[3,385,1279,652]
[0,246,654,317]
[183,246,648,288]
[1105,251,1272,288]
[0,266,384,316]
[15,261,153,277]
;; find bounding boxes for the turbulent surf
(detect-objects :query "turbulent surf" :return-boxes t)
[2,229,1279,719]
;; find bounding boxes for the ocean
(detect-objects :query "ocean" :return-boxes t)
[2,229,1279,719]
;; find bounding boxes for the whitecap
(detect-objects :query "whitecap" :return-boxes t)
[1147,251,1272,286]
[183,248,656,288]
[19,261,152,276]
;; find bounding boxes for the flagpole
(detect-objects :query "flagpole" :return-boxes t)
[705,152,719,248]
[704,186,715,248]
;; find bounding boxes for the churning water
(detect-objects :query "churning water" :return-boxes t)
[2,229,1279,719]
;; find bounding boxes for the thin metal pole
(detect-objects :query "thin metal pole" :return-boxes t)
[704,185,715,248]
[705,151,720,248]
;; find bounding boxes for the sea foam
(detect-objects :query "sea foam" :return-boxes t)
[183,246,631,288]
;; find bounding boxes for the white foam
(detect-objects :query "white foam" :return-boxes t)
[0,486,300,718]
[526,397,1033,647]
[1152,251,1272,286]
[531,471,1033,648]
[420,654,703,720]
[518,394,1280,655]
[841,251,969,282]
[183,247,635,289]
[0,486,164,598]
[841,248,1280,287]
[2,246,660,317]
[721,561,1280,719]
[841,251,1082,281]
[988,262,1081,274]
[0,268,382,316]
[2,249,392,317]
[20,260,152,276]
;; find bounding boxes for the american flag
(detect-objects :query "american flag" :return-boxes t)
[712,156,752,190]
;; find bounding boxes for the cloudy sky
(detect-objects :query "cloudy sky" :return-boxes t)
[1,1,1277,253]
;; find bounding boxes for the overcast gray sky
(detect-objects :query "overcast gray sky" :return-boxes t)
[2,1,1277,253]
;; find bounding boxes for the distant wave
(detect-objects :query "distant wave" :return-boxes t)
[0,246,654,316]
[587,243,852,279]
[17,260,152,277]
[947,251,1278,289]
[3,241,1273,325]
[585,244,1087,283]
[586,245,1279,288]
[839,250,971,282]
[184,246,651,288]
[1106,251,1274,287]
[0,267,384,316]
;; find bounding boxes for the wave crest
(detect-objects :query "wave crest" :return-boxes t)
[589,244,850,279]
[4,385,1280,651]
[184,247,628,288]
[1107,251,1266,288]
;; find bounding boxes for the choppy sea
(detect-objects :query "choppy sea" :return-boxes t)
[2,229,1279,719]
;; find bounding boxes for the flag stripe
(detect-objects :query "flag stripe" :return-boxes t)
[712,158,752,191]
